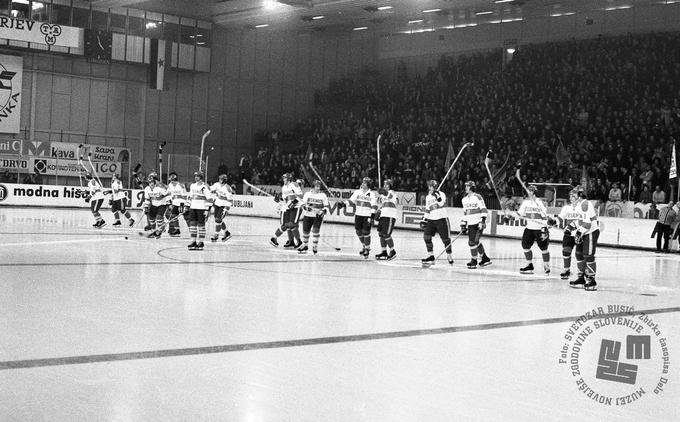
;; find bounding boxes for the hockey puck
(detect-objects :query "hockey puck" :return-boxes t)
[124,236,128,240]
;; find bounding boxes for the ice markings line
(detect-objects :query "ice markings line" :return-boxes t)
[1,306,679,370]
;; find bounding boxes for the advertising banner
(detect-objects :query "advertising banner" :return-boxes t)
[0,138,21,155]
[0,183,144,209]
[0,54,22,133]
[0,18,83,48]
[0,155,29,171]
[31,158,123,177]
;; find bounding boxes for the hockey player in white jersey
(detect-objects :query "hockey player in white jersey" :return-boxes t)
[187,172,212,250]
[375,179,397,260]
[460,181,491,268]
[420,180,454,267]
[297,180,330,255]
[110,173,134,227]
[569,186,600,291]
[85,173,106,228]
[270,173,303,248]
[513,185,551,274]
[142,172,169,238]
[166,172,187,237]
[340,177,378,258]
[557,188,583,280]
[209,174,233,242]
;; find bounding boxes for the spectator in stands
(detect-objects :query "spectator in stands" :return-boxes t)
[639,184,653,204]
[0,170,11,183]
[655,202,676,253]
[608,182,623,202]
[652,185,666,204]
[22,173,33,184]
[32,170,43,185]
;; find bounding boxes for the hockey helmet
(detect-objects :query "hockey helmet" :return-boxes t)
[361,177,372,187]
[383,179,393,189]
[193,171,204,180]
[465,180,476,192]
[218,173,228,183]
[169,172,178,181]
[427,179,438,189]
[570,185,586,199]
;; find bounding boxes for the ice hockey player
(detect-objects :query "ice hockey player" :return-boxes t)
[270,173,303,248]
[297,180,330,255]
[187,172,211,250]
[166,172,186,237]
[460,181,491,268]
[85,173,106,228]
[420,180,454,267]
[209,174,233,242]
[557,188,583,280]
[569,186,600,291]
[514,185,551,274]
[340,177,378,258]
[375,179,397,260]
[143,172,169,238]
[110,173,134,227]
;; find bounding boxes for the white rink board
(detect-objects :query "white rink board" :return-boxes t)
[0,185,662,250]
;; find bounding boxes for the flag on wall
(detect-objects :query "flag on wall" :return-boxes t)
[0,54,22,134]
[670,142,677,180]
[149,39,169,90]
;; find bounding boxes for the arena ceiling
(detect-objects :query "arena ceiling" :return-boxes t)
[92,0,670,33]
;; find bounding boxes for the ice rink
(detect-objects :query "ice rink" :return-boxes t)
[1,206,679,421]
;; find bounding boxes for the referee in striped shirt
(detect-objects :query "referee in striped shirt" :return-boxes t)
[656,202,676,252]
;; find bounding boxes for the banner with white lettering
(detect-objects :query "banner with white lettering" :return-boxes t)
[0,54,22,133]
[0,18,83,49]
[0,139,21,154]
[31,158,123,177]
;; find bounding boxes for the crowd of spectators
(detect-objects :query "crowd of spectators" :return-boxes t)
[241,31,680,207]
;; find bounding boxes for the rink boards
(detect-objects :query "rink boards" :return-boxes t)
[0,182,664,250]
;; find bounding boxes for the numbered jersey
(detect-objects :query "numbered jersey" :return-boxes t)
[166,181,187,206]
[110,179,126,201]
[302,191,330,218]
[188,182,211,209]
[461,193,488,225]
[576,199,599,235]
[88,179,105,201]
[281,182,303,208]
[211,182,233,207]
[379,189,397,219]
[518,198,548,230]
[144,185,169,207]
[349,189,378,217]
[425,191,447,220]
[558,203,582,229]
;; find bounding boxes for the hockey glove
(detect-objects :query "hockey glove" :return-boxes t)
[419,218,428,230]
[460,222,468,235]
[287,199,299,210]
[479,217,486,231]
[84,195,91,203]
[204,209,210,219]
[433,191,441,202]
[108,200,113,206]
[337,201,346,210]
[143,205,149,215]
[374,210,381,220]
[564,222,576,236]
[273,194,281,203]
[540,227,550,243]
[547,217,557,227]
[574,231,584,245]
[378,188,388,196]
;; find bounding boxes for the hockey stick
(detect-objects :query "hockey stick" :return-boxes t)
[438,142,474,190]
[158,141,166,182]
[308,162,334,197]
[137,213,181,236]
[199,130,211,173]
[376,131,383,188]
[484,151,512,221]
[242,179,274,197]
[435,223,463,260]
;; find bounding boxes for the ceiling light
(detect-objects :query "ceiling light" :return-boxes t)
[255,24,269,28]
[423,9,441,13]
[353,26,368,31]
[263,0,280,11]
[312,15,325,20]
[408,19,424,24]
[475,11,494,15]
[377,6,392,11]
[494,0,514,3]
[146,22,158,29]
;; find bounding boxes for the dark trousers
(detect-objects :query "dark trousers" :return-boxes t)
[656,223,671,251]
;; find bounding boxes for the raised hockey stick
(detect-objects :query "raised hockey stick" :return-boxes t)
[158,141,167,182]
[242,179,274,197]
[438,142,474,191]
[308,162,334,197]
[199,130,211,173]
[376,131,383,188]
